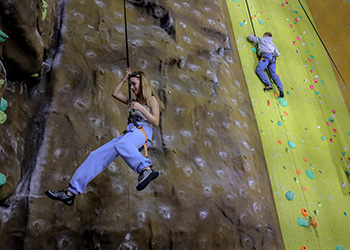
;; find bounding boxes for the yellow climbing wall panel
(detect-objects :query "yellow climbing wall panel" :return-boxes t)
[226,0,350,249]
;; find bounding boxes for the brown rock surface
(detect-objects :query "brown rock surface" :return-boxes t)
[0,0,284,249]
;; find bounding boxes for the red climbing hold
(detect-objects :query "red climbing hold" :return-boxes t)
[301,208,308,217]
[284,111,288,116]
[274,92,278,97]
[296,169,301,175]
[278,140,282,144]
[268,100,271,106]
[312,219,318,228]
[301,246,307,250]
[303,158,307,162]
[302,186,307,191]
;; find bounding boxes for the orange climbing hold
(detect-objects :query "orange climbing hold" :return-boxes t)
[274,92,278,97]
[302,186,307,191]
[312,219,318,228]
[300,246,307,250]
[301,208,308,217]
[296,169,301,175]
[268,100,271,106]
[303,158,307,162]
[284,111,288,116]
[278,140,282,144]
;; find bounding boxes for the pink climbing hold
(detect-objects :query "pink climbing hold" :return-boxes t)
[282,3,285,7]
[308,58,312,62]
[310,69,314,73]
[310,85,314,89]
[289,24,293,28]
[332,109,336,113]
[293,41,296,45]
[295,18,299,23]
[286,1,289,4]
[330,138,333,143]
[313,79,318,83]
[333,129,337,133]
[297,36,301,41]
[327,122,331,127]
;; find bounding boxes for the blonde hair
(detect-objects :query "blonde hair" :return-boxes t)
[129,71,165,111]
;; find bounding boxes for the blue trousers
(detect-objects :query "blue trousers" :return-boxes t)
[68,123,152,195]
[256,53,284,91]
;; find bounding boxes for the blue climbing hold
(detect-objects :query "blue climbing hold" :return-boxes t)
[342,152,346,156]
[285,191,295,201]
[288,141,296,149]
[345,170,350,176]
[310,55,315,59]
[286,91,290,95]
[305,169,314,180]
[278,97,288,107]
[233,0,238,2]
[335,245,345,250]
[315,91,319,95]
[297,217,308,227]
[0,173,6,186]
[0,30,8,43]
[294,11,299,14]
[0,98,8,112]
[321,136,325,141]
[239,22,245,27]
[251,47,257,53]
[278,121,283,126]
[258,19,264,25]
[328,118,334,123]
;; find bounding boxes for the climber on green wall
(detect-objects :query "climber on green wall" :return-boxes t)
[248,32,284,98]
[45,68,165,206]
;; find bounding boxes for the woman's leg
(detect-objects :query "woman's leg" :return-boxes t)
[68,136,122,195]
[114,126,152,174]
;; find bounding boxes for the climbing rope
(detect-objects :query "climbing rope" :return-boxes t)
[244,0,256,36]
[297,0,349,92]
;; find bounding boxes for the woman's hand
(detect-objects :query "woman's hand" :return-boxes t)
[130,101,143,111]
[124,68,132,80]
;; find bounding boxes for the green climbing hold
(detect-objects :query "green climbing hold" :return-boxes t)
[310,164,316,170]
[286,91,290,95]
[0,98,8,112]
[277,97,288,107]
[0,30,9,43]
[0,173,6,186]
[294,177,299,183]
[321,136,325,141]
[305,169,314,180]
[335,245,345,250]
[288,141,296,149]
[31,73,39,78]
[277,121,283,126]
[294,10,299,14]
[285,190,295,201]
[42,0,48,21]
[258,19,264,25]
[0,111,6,124]
[281,116,286,121]
[328,118,334,123]
[251,47,257,53]
[260,130,264,134]
[0,79,4,88]
[233,0,238,2]
[286,148,290,153]
[310,55,315,59]
[344,212,348,216]
[318,202,322,207]
[321,80,324,85]
[297,217,308,227]
[314,210,319,216]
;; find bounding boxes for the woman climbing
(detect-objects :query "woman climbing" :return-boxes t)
[45,68,164,206]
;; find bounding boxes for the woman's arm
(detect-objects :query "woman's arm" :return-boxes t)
[131,96,160,127]
[112,68,131,104]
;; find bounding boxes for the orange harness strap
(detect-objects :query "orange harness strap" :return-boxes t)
[137,126,148,158]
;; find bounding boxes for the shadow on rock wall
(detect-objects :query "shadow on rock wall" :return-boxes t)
[0,0,284,249]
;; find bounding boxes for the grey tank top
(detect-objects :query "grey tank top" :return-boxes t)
[133,104,151,124]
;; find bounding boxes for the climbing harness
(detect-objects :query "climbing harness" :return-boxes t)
[297,0,348,91]
[123,0,149,158]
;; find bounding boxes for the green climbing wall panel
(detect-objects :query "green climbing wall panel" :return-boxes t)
[226,0,350,249]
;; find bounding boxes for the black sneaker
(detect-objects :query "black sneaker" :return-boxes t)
[45,190,75,206]
[136,167,159,191]
[264,85,273,92]
[279,90,284,98]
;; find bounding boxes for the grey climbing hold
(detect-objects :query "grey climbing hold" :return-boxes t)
[285,190,295,201]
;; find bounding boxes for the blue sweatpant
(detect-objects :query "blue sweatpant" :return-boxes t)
[256,53,284,91]
[68,123,152,195]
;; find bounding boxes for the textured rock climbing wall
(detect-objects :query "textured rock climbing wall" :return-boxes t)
[227,0,350,249]
[306,0,350,113]
[0,0,284,249]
